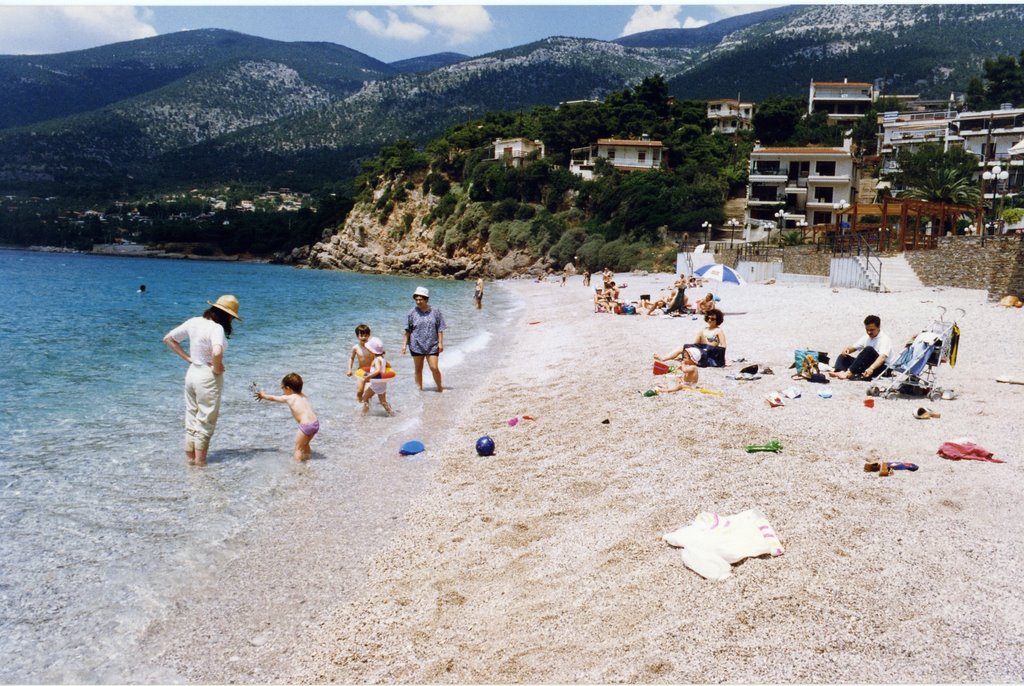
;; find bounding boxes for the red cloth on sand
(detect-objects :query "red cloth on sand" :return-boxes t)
[936,441,1004,464]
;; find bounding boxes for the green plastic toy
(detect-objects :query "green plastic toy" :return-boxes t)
[745,440,783,453]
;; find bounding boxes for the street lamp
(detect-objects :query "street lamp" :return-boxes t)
[983,165,1009,234]
[773,209,786,245]
[795,218,808,245]
[701,220,712,247]
[833,199,850,249]
[726,218,740,248]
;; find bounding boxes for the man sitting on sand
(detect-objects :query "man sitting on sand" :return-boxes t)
[829,314,893,380]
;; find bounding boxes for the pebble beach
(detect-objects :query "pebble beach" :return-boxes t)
[155,274,1024,683]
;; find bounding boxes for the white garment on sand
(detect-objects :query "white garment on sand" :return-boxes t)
[662,508,784,580]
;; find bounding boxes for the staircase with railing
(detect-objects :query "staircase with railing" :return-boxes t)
[829,232,883,291]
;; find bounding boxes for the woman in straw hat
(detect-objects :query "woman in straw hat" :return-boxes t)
[401,286,446,392]
[163,295,241,466]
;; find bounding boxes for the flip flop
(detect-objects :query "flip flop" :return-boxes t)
[887,462,919,471]
[864,462,880,472]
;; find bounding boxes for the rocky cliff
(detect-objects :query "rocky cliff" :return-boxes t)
[303,173,549,279]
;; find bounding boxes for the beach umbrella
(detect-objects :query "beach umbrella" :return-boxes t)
[694,263,746,285]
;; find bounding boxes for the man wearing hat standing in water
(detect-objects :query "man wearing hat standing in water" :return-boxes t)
[401,286,446,392]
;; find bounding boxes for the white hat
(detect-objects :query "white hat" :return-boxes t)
[685,347,702,364]
[413,286,430,298]
[365,336,385,355]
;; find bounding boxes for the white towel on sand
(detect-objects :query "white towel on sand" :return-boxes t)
[663,509,784,580]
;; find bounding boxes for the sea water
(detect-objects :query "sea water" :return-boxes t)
[0,249,519,682]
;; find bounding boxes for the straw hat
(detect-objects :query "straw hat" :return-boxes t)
[208,294,242,320]
[365,336,385,355]
[413,286,430,299]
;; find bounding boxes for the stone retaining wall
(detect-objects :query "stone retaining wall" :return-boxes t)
[904,235,1024,299]
[781,245,831,276]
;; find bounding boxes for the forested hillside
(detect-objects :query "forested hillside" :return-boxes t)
[308,77,752,276]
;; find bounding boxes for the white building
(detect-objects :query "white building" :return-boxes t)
[947,106,1024,164]
[746,139,856,230]
[569,137,665,180]
[809,78,876,125]
[877,110,957,175]
[492,137,545,167]
[706,98,756,134]
[947,105,1024,205]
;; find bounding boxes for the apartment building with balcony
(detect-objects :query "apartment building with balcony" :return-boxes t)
[809,78,876,125]
[877,110,956,175]
[493,137,545,167]
[706,98,755,134]
[946,105,1024,202]
[746,139,856,229]
[569,136,664,180]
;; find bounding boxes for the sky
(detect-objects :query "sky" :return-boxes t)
[0,3,783,63]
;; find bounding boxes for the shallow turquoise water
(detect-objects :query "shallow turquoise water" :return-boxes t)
[0,249,516,682]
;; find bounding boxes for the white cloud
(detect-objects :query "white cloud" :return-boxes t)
[406,5,493,46]
[347,9,430,42]
[0,6,157,56]
[621,6,708,37]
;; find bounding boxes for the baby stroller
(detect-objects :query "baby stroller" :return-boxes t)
[866,306,963,401]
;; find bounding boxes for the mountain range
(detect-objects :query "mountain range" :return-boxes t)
[2,4,1024,198]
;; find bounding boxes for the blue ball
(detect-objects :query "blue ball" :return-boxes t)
[475,435,495,456]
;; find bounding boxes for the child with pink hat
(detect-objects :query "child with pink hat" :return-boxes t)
[361,336,395,416]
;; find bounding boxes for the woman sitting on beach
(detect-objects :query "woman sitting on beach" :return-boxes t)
[655,308,728,367]
[696,308,727,349]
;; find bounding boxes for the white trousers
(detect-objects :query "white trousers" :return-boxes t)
[184,364,223,453]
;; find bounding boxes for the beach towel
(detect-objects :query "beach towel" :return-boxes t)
[663,509,784,581]
[936,441,1004,464]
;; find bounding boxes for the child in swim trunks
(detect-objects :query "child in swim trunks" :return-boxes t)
[361,336,395,416]
[346,324,374,401]
[256,372,319,461]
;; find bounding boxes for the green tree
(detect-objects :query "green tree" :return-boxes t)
[895,143,980,205]
[752,96,805,145]
[851,96,902,155]
[902,167,980,206]
[893,142,978,193]
[967,51,1024,110]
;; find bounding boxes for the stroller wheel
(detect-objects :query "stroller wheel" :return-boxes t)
[866,386,880,397]
[928,389,942,401]
[885,389,900,399]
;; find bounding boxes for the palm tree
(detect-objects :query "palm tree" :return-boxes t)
[902,166,980,206]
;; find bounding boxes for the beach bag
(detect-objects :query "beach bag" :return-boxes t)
[622,304,636,315]
[614,303,623,315]
[794,349,819,370]
[799,355,820,379]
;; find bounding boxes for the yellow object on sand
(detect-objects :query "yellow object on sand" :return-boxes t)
[680,386,723,396]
